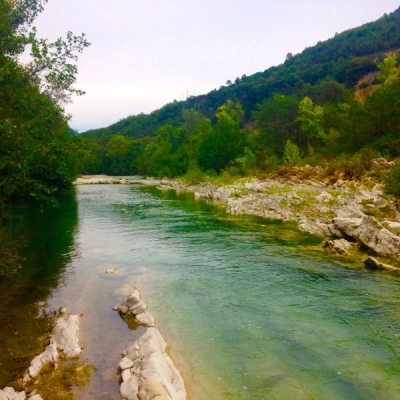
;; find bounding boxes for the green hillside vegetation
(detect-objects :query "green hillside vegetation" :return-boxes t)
[81,7,400,182]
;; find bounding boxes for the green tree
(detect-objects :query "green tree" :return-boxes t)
[297,96,325,145]
[197,100,246,172]
[0,0,89,204]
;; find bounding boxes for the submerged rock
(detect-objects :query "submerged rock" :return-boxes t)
[105,268,117,274]
[321,239,354,255]
[364,256,399,271]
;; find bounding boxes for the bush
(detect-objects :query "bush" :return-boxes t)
[181,165,206,184]
[325,148,379,179]
[283,140,303,166]
[384,161,400,198]
[263,154,281,172]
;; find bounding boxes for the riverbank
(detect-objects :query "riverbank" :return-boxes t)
[158,166,400,270]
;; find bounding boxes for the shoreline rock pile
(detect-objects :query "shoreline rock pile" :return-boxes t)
[114,291,187,400]
[160,176,400,270]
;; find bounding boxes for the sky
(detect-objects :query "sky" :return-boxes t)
[32,0,400,132]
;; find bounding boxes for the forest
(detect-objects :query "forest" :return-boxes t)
[79,6,400,191]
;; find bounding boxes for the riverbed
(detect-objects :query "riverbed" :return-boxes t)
[2,182,400,399]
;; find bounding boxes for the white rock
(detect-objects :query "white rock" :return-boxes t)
[14,392,25,400]
[136,311,155,327]
[121,369,133,382]
[130,301,147,315]
[120,304,129,314]
[138,377,170,400]
[382,221,400,231]
[3,387,16,399]
[317,191,333,203]
[53,314,82,358]
[120,376,141,400]
[334,206,364,219]
[0,390,7,400]
[126,293,142,307]
[119,357,134,371]
[334,216,400,258]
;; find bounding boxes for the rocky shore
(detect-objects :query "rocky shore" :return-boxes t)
[0,311,82,400]
[159,169,400,271]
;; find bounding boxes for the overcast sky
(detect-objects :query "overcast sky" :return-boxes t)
[33,1,400,132]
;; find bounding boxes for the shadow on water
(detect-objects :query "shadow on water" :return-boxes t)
[0,189,79,388]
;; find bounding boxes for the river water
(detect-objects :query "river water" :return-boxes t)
[1,182,400,399]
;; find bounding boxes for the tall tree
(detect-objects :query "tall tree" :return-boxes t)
[0,0,89,203]
[197,100,246,172]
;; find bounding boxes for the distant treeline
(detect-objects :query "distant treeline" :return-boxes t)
[79,8,400,179]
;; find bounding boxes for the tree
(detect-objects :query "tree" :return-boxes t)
[0,0,89,204]
[197,101,246,172]
[297,96,325,145]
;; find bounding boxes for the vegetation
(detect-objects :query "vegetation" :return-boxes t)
[0,0,89,277]
[79,7,400,199]
[0,0,89,204]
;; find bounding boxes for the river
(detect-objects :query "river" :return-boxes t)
[1,181,400,399]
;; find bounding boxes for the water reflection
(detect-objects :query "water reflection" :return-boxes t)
[0,190,79,387]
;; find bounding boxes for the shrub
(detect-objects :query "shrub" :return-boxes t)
[181,165,206,184]
[283,140,302,166]
[384,160,400,198]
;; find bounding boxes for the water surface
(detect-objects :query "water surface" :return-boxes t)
[2,183,400,399]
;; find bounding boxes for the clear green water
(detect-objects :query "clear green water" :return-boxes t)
[1,183,400,399]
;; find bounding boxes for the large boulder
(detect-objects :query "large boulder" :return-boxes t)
[333,215,400,259]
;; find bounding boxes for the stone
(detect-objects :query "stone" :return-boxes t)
[3,387,16,399]
[119,357,134,371]
[126,293,142,308]
[333,217,363,236]
[136,311,155,327]
[120,304,129,314]
[321,239,353,255]
[364,256,398,271]
[120,376,141,399]
[24,313,82,383]
[53,314,82,358]
[121,369,133,382]
[138,377,170,400]
[0,391,7,400]
[317,191,333,203]
[14,392,25,400]
[130,301,147,315]
[105,268,117,274]
[334,206,364,219]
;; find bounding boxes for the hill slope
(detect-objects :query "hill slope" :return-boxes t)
[81,7,400,177]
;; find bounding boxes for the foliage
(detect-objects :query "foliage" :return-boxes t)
[0,0,89,204]
[384,161,400,198]
[324,148,378,179]
[283,140,302,166]
[197,101,246,172]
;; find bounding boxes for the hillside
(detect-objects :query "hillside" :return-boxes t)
[80,7,400,178]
